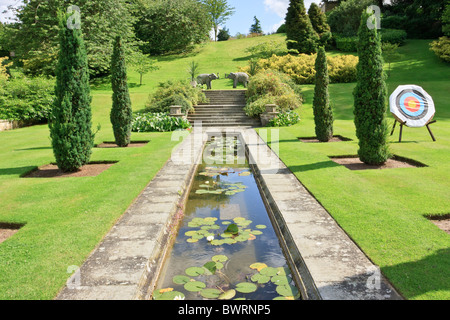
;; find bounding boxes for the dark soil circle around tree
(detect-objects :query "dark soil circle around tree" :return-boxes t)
[22,162,117,178]
[330,155,426,171]
[95,141,149,148]
[299,135,352,143]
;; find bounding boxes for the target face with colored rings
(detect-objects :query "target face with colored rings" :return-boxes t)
[390,85,435,128]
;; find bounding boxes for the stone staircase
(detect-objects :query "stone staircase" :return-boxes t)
[188,90,261,127]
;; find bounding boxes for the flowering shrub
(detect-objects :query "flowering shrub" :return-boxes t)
[239,53,358,84]
[244,70,303,118]
[268,111,300,127]
[430,37,450,63]
[131,113,191,132]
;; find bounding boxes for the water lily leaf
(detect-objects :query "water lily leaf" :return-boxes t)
[184,281,206,292]
[185,231,198,237]
[220,233,233,238]
[260,267,278,277]
[218,289,236,300]
[250,263,268,272]
[186,238,198,243]
[204,217,218,222]
[212,255,228,262]
[195,190,209,194]
[222,221,231,225]
[225,191,236,196]
[215,262,224,270]
[235,282,258,293]
[235,235,249,242]
[233,217,246,222]
[173,275,191,285]
[271,275,290,286]
[192,233,204,240]
[248,234,256,241]
[203,261,217,274]
[276,284,299,297]
[154,290,185,300]
[255,225,267,229]
[250,230,263,235]
[210,239,224,246]
[251,273,271,284]
[185,267,205,277]
[223,238,237,245]
[239,171,251,176]
[201,288,221,299]
[225,224,239,235]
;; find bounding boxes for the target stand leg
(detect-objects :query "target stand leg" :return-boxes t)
[398,121,407,143]
[390,120,397,136]
[426,120,437,142]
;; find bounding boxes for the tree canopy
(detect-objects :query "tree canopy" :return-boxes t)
[201,0,235,41]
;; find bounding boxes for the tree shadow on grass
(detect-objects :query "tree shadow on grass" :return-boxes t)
[0,166,38,176]
[287,161,342,173]
[381,248,450,299]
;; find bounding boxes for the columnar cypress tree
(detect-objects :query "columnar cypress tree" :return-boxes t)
[308,2,331,47]
[353,12,390,165]
[49,12,93,172]
[285,0,319,54]
[313,47,334,142]
[110,36,133,147]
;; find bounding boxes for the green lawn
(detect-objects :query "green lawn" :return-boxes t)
[0,35,448,300]
[260,39,450,300]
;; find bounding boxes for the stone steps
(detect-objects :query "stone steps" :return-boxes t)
[189,90,260,128]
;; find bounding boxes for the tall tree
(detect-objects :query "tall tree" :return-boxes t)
[250,16,263,34]
[111,36,133,148]
[285,0,319,54]
[49,11,93,172]
[201,0,235,41]
[10,0,138,76]
[308,2,332,46]
[313,47,334,142]
[353,11,390,165]
[136,0,212,54]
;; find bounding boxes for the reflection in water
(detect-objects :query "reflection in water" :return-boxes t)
[154,135,301,300]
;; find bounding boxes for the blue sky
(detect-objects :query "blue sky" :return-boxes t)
[226,0,321,35]
[0,0,322,35]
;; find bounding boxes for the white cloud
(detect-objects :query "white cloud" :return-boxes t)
[264,0,322,19]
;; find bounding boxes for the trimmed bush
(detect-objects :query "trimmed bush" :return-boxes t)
[0,75,54,122]
[110,36,133,147]
[334,35,358,52]
[240,53,358,84]
[313,47,333,142]
[380,29,407,45]
[131,113,191,132]
[146,80,207,114]
[244,70,303,117]
[430,36,450,63]
[49,12,94,172]
[353,12,390,165]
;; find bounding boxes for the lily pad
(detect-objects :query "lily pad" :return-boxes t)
[251,273,271,284]
[250,230,263,235]
[185,267,205,277]
[250,263,268,272]
[276,284,299,297]
[154,290,185,300]
[212,255,228,262]
[203,261,217,274]
[239,171,251,176]
[235,282,258,293]
[172,275,191,285]
[185,231,198,237]
[186,238,198,243]
[271,275,290,286]
[260,267,278,277]
[184,281,206,292]
[218,289,236,300]
[224,224,239,235]
[201,288,222,299]
[255,225,267,229]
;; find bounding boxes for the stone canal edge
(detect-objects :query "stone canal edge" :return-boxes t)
[56,128,402,300]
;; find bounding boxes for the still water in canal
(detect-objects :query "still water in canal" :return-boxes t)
[154,135,301,300]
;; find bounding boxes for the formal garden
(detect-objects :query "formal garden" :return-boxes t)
[0,0,449,301]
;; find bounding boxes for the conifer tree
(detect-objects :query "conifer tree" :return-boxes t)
[353,12,390,165]
[308,2,331,46]
[313,47,334,142]
[285,0,319,54]
[110,36,133,147]
[49,11,93,172]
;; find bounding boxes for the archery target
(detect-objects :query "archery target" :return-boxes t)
[390,85,435,128]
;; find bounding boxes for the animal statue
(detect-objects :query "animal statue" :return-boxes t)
[225,72,250,88]
[196,73,219,90]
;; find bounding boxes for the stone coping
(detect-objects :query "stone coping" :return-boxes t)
[56,127,402,300]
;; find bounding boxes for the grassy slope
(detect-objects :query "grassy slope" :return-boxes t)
[0,34,448,299]
[261,39,450,300]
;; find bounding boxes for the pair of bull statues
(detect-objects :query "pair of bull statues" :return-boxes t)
[196,72,249,89]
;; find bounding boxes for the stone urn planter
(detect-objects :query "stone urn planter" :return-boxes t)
[260,104,279,127]
[170,105,184,118]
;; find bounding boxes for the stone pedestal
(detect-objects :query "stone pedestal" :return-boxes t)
[170,105,184,118]
[260,104,279,127]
